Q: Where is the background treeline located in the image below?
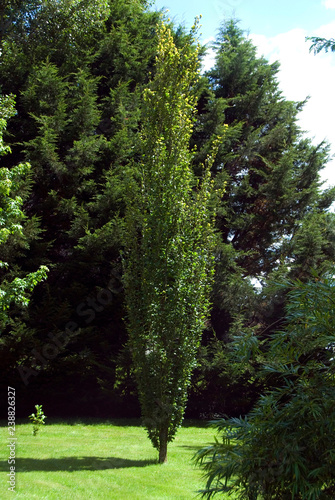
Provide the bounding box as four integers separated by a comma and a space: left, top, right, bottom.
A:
1, 0, 335, 419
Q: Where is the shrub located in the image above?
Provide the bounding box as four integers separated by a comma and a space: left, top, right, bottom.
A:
29, 404, 47, 436
195, 272, 335, 499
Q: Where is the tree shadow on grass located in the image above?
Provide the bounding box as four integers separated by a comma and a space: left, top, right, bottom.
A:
181, 419, 210, 428
0, 457, 157, 472
2, 418, 143, 427
43, 418, 143, 427
178, 444, 213, 452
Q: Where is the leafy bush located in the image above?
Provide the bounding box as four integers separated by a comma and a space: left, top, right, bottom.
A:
195, 273, 335, 499
29, 404, 47, 436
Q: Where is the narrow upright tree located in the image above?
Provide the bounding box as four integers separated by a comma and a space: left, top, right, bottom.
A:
123, 20, 221, 463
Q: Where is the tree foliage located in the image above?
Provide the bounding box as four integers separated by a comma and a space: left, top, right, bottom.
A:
0, 94, 47, 328
202, 20, 334, 282
196, 272, 335, 499
307, 35, 335, 54
187, 20, 335, 417
0, 1, 334, 423
0, 0, 160, 415
123, 19, 222, 462
0, 0, 42, 46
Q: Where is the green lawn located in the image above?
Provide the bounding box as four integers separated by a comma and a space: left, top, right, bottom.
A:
0, 418, 219, 500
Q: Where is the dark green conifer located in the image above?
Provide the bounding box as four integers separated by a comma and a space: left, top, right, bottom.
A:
188, 20, 335, 417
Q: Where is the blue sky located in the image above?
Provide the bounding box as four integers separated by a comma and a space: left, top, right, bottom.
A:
153, 0, 335, 191
153, 0, 334, 40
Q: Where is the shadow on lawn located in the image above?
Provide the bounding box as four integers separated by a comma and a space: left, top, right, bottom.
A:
0, 457, 157, 472
178, 445, 210, 451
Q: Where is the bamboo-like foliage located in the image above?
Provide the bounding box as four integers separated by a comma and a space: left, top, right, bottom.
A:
123, 20, 223, 463
196, 272, 335, 498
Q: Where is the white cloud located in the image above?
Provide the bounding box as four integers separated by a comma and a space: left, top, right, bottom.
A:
202, 37, 216, 72
250, 23, 335, 191
322, 0, 335, 9
315, 19, 335, 38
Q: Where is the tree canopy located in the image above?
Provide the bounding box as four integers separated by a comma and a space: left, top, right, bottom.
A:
0, 3, 334, 427
187, 19, 335, 417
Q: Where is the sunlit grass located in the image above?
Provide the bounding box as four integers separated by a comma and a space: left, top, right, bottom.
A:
0, 418, 221, 499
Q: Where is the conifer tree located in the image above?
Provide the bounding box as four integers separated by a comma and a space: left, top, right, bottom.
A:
202, 20, 335, 283
187, 19, 335, 417
0, 0, 163, 413
191, 21, 333, 321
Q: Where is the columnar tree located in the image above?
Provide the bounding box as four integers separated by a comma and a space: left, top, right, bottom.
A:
123, 20, 222, 463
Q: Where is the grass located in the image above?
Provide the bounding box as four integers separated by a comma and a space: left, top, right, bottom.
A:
0, 418, 220, 500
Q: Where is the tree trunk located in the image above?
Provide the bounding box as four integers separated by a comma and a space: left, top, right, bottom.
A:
159, 426, 168, 464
